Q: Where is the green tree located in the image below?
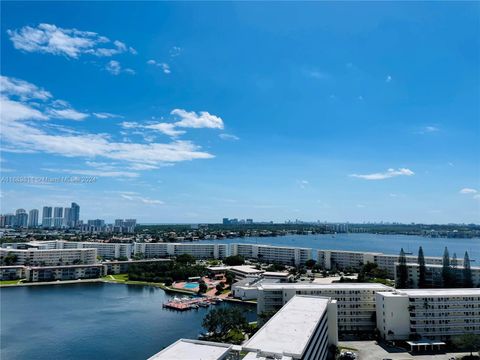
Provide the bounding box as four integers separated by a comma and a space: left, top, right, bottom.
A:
452, 333, 480, 356
202, 307, 248, 341
3, 252, 18, 266
198, 280, 208, 294
397, 248, 408, 288
176, 254, 196, 265
451, 252, 458, 269
225, 271, 235, 285
417, 246, 426, 288
463, 251, 473, 288
442, 247, 453, 287
223, 255, 245, 266
305, 259, 316, 269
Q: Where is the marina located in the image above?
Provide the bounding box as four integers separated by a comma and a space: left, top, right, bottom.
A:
163, 295, 223, 311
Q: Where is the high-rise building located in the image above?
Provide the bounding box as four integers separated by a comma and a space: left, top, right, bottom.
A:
63, 207, 71, 228
15, 209, 28, 228
42, 207, 53, 228
28, 209, 39, 228
53, 207, 63, 228
115, 219, 124, 227
3, 214, 16, 227
70, 202, 80, 227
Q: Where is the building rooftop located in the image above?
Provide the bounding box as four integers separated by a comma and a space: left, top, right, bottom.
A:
243, 296, 331, 358
234, 243, 311, 251
260, 282, 392, 290
148, 339, 232, 360
378, 289, 480, 297
318, 249, 383, 255
229, 265, 264, 274
402, 262, 479, 270
262, 271, 291, 277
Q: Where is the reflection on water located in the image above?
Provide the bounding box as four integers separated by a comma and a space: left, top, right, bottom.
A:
1, 283, 255, 360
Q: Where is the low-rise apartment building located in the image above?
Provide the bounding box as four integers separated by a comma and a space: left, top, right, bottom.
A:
318, 249, 464, 278
231, 243, 312, 266
0, 265, 25, 280
2, 240, 132, 260
24, 264, 105, 282
133, 242, 228, 260
376, 289, 480, 341
102, 259, 171, 274
394, 262, 480, 288
0, 247, 97, 266
257, 283, 393, 334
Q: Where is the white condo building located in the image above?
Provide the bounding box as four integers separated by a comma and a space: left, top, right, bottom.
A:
257, 283, 393, 333
0, 247, 97, 266
376, 289, 480, 341
134, 242, 228, 260
231, 243, 312, 266
395, 262, 480, 288
2, 240, 132, 260
318, 249, 464, 278
243, 296, 338, 360
148, 339, 233, 360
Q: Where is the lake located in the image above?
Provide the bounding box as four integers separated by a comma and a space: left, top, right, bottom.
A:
202, 233, 480, 261
0, 283, 256, 360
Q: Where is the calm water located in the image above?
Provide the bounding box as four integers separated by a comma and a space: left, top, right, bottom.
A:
203, 233, 480, 261
0, 283, 256, 360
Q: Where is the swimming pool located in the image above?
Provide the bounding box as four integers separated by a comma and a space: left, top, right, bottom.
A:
183, 282, 199, 289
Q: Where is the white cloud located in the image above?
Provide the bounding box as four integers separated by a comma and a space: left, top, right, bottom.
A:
424, 126, 439, 133
120, 121, 139, 129
48, 108, 88, 121
0, 76, 216, 169
219, 133, 239, 141
123, 109, 225, 138
459, 188, 478, 195
169, 46, 182, 57
297, 179, 309, 189
1, 75, 89, 121
171, 109, 224, 129
350, 168, 415, 180
120, 193, 164, 205
386, 75, 392, 82
0, 75, 52, 100
93, 112, 120, 119
147, 60, 171, 74
7, 23, 136, 58
145, 123, 185, 137
44, 167, 139, 178
307, 69, 329, 80
106, 60, 135, 76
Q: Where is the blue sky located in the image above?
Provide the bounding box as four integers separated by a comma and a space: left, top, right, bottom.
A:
1, 2, 479, 224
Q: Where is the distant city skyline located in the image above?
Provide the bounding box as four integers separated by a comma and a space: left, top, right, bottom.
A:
1, 2, 479, 224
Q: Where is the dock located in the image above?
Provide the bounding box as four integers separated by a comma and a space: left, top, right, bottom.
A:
163, 296, 222, 311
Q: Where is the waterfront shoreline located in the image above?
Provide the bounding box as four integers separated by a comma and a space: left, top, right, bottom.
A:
0, 278, 257, 305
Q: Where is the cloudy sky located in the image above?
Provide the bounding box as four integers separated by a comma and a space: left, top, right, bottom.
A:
1, 2, 479, 223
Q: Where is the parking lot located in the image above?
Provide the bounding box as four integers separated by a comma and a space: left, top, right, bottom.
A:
339, 341, 471, 360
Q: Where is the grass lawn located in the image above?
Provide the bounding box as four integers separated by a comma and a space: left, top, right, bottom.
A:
103, 274, 129, 282
0, 279, 23, 285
